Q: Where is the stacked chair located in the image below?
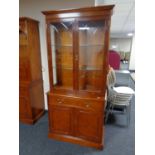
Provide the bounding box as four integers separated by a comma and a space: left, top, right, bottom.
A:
105, 67, 135, 126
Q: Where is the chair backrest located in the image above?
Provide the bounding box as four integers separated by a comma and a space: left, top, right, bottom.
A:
107, 67, 116, 88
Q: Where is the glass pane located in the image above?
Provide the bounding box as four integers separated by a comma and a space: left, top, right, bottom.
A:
50, 22, 73, 89
79, 20, 105, 91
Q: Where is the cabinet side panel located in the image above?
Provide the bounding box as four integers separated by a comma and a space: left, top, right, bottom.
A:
27, 20, 43, 81
30, 81, 45, 117
19, 84, 33, 120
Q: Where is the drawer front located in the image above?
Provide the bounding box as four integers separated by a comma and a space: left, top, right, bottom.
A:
49, 95, 76, 106
49, 94, 104, 112
78, 99, 103, 112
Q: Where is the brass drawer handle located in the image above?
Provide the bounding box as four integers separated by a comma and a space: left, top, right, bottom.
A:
86, 104, 90, 108
85, 102, 91, 108
56, 99, 63, 104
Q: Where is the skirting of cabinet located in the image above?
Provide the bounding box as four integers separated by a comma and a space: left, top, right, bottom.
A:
48, 132, 103, 149
20, 110, 45, 125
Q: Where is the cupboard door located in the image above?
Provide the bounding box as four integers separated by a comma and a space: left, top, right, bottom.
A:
75, 109, 102, 142
49, 105, 72, 135
78, 20, 106, 91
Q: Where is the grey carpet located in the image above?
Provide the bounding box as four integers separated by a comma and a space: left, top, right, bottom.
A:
19, 73, 135, 155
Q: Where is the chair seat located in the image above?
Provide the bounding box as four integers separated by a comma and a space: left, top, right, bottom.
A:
114, 86, 135, 94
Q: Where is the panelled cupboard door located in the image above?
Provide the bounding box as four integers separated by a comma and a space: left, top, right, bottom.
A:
78, 20, 106, 91
49, 105, 72, 135
49, 21, 74, 89
75, 109, 102, 142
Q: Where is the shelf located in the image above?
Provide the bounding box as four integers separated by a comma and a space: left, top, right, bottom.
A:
51, 44, 104, 47
79, 67, 102, 71
53, 66, 73, 70
53, 66, 102, 71
53, 85, 73, 90
79, 44, 104, 47
51, 44, 72, 47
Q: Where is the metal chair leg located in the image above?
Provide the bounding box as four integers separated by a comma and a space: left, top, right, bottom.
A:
126, 103, 131, 126
110, 104, 114, 114
105, 103, 112, 123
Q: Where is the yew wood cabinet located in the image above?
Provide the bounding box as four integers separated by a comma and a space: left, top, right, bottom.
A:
42, 5, 114, 149
19, 17, 45, 124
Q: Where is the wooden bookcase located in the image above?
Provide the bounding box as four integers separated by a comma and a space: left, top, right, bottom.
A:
19, 17, 45, 124
42, 5, 114, 149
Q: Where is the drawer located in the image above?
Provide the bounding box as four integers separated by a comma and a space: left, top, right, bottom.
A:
77, 99, 103, 111
48, 94, 104, 112
49, 95, 77, 107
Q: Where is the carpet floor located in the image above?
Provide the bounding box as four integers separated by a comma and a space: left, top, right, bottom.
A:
19, 73, 135, 155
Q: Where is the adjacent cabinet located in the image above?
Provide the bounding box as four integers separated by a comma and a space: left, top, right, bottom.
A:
19, 17, 45, 124
43, 5, 114, 149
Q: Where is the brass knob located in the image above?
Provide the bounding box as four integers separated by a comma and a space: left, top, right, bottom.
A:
85, 103, 90, 108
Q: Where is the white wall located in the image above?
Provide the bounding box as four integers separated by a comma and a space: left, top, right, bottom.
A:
110, 38, 132, 52
19, 0, 95, 109
129, 36, 135, 70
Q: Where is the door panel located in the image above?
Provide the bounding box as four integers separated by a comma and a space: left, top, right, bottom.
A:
49, 105, 72, 135
50, 21, 74, 89
78, 20, 105, 91
75, 109, 102, 142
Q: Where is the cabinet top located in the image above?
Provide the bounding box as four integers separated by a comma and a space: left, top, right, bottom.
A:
19, 17, 39, 23
42, 5, 115, 16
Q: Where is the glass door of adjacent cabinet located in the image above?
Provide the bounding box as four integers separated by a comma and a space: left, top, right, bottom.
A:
50, 21, 73, 89
78, 20, 105, 91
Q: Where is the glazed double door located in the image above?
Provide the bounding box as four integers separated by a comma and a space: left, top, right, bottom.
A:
48, 18, 107, 92
49, 104, 103, 142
